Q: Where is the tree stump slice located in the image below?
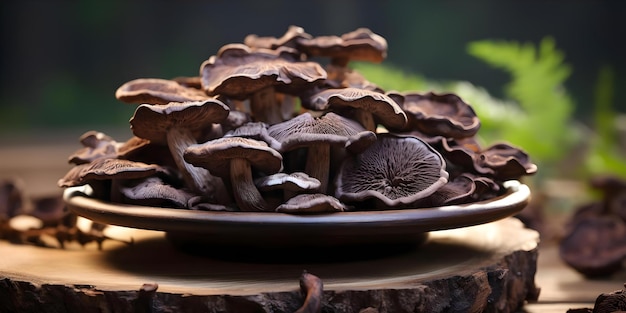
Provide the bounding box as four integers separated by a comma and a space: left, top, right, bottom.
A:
0, 217, 539, 313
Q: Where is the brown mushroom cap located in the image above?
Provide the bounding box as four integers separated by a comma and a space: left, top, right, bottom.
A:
184, 137, 283, 178
305, 87, 407, 131
244, 25, 312, 50
200, 43, 326, 98
59, 158, 174, 188
255, 172, 321, 193
335, 133, 449, 208
68, 131, 121, 165
477, 143, 538, 180
268, 112, 371, 151
184, 137, 283, 212
388, 91, 480, 138
120, 176, 194, 208
275, 193, 346, 214
116, 78, 209, 105
297, 27, 387, 66
130, 99, 229, 145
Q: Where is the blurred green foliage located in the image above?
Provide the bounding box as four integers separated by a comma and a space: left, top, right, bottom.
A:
354, 37, 625, 181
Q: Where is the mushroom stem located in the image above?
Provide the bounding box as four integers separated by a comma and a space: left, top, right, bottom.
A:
353, 109, 376, 132
230, 158, 271, 212
305, 144, 331, 194
250, 86, 283, 125
166, 127, 223, 199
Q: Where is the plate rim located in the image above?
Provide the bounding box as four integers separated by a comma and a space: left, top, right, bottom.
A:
63, 180, 530, 235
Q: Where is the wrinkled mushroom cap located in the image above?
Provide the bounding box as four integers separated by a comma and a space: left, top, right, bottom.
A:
130, 99, 230, 144
200, 43, 326, 98
477, 143, 538, 180
116, 78, 208, 105
244, 25, 312, 50
335, 133, 449, 207
183, 137, 283, 178
58, 158, 174, 188
388, 91, 480, 138
275, 193, 346, 214
255, 172, 321, 192
297, 27, 387, 64
306, 87, 407, 130
267, 112, 369, 152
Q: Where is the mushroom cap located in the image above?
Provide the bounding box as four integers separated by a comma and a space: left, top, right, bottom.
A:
477, 143, 538, 180
116, 78, 209, 105
244, 25, 313, 50
255, 172, 321, 192
130, 99, 230, 144
58, 158, 174, 188
267, 112, 370, 152
183, 137, 283, 178
335, 133, 449, 207
224, 121, 282, 151
388, 91, 480, 138
275, 193, 346, 214
200, 43, 326, 99
306, 88, 407, 130
120, 176, 193, 208
68, 131, 121, 165
297, 27, 387, 63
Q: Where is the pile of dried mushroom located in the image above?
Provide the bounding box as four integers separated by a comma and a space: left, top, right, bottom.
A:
58, 26, 537, 214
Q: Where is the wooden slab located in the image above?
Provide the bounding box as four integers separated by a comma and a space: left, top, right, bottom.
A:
0, 217, 539, 312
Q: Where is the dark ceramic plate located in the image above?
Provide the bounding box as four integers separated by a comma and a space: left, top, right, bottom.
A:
64, 180, 530, 253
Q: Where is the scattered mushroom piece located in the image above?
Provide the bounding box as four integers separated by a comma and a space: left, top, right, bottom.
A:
294, 271, 324, 313
559, 216, 626, 277
276, 193, 345, 214
304, 87, 407, 132
268, 112, 375, 193
387, 91, 480, 138
130, 99, 230, 198
200, 43, 326, 124
335, 133, 449, 209
297, 27, 387, 67
184, 137, 283, 212
115, 78, 209, 105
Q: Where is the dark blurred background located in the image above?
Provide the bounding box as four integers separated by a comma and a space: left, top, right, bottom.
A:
1, 0, 625, 140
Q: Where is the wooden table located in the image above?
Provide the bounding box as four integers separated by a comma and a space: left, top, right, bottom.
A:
1, 135, 623, 312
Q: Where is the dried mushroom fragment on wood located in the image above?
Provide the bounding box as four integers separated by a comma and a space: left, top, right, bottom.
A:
335, 133, 449, 209
560, 175, 626, 277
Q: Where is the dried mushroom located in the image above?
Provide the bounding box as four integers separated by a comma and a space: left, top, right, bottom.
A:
200, 43, 326, 124
335, 133, 449, 208
560, 175, 626, 277
115, 78, 209, 105
57, 25, 537, 217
